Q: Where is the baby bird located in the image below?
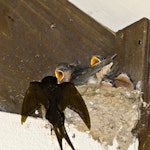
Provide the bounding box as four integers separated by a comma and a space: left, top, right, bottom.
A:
115, 73, 134, 90
90, 54, 118, 86
55, 54, 116, 85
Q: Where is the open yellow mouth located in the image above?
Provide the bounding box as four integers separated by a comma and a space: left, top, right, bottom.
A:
90, 56, 101, 66
55, 70, 64, 81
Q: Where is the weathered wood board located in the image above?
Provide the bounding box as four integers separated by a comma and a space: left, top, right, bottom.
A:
0, 0, 149, 149
0, 0, 115, 113
115, 18, 150, 102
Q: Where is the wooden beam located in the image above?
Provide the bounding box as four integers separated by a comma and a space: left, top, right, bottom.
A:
0, 0, 115, 113
116, 18, 149, 94
116, 18, 150, 150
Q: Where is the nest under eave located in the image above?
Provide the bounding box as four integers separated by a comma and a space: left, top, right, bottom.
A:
65, 84, 142, 150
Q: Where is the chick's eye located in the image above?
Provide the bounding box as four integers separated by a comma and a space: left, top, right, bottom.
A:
99, 56, 105, 60
63, 67, 68, 71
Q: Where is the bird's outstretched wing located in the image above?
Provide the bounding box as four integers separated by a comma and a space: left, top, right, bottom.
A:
57, 82, 91, 129
21, 82, 49, 123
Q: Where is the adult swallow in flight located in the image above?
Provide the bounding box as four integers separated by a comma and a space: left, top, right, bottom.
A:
21, 76, 90, 150
55, 54, 117, 85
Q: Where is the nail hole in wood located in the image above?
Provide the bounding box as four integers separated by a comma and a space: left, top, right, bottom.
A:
138, 40, 143, 45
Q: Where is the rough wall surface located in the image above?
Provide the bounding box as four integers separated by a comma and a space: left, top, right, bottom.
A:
65, 85, 142, 150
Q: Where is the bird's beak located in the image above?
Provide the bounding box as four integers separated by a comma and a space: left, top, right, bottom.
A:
21, 115, 27, 124
90, 56, 101, 66
55, 70, 64, 81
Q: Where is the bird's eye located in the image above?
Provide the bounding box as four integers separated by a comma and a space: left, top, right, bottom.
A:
63, 67, 68, 71
99, 56, 105, 61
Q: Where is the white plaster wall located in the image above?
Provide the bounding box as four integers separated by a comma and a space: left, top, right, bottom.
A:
0, 112, 100, 150
69, 0, 150, 31
0, 111, 138, 150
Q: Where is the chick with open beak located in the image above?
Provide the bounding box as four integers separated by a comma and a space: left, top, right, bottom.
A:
55, 63, 72, 84
90, 55, 105, 66
90, 55, 135, 89
90, 54, 118, 85
55, 54, 116, 85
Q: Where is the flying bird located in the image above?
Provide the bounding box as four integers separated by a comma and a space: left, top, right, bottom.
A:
21, 76, 90, 150
55, 54, 117, 85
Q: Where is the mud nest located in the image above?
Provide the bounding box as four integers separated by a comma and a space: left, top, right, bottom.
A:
65, 84, 142, 150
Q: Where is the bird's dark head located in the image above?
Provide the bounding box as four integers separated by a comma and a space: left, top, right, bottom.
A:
55, 63, 72, 83
90, 55, 105, 66
41, 76, 57, 86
